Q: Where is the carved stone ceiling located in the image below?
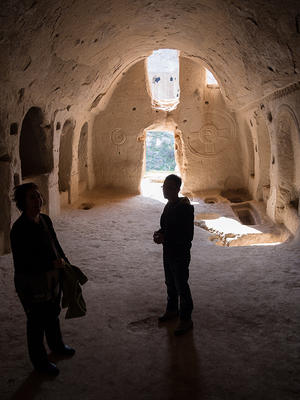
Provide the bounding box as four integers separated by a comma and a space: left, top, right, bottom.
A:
1, 0, 299, 113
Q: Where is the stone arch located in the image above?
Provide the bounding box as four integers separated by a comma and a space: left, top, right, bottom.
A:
19, 107, 53, 178
78, 122, 88, 193
255, 115, 271, 201
58, 119, 75, 202
244, 120, 255, 184
275, 105, 300, 211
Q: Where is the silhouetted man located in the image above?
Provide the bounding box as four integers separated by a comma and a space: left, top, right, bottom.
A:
153, 174, 194, 335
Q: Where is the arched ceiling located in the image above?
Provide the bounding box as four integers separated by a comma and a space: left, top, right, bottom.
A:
1, 0, 299, 113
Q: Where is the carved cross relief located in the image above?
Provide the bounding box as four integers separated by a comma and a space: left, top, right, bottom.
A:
186, 112, 235, 158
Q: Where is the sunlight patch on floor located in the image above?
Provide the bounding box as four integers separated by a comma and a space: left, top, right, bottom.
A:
249, 242, 282, 246
195, 213, 284, 247
196, 215, 262, 236
141, 178, 167, 203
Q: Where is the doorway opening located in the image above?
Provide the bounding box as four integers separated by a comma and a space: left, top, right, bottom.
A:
78, 122, 88, 194
59, 119, 75, 205
141, 130, 179, 202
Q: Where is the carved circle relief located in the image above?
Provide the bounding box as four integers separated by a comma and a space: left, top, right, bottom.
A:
199, 124, 218, 145
186, 112, 235, 158
111, 128, 126, 145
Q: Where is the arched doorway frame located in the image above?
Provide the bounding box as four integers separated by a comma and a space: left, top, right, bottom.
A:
138, 118, 183, 190
78, 121, 89, 194
272, 104, 300, 229
58, 118, 76, 205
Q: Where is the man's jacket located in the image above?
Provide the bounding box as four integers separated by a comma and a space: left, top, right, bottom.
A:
160, 197, 194, 248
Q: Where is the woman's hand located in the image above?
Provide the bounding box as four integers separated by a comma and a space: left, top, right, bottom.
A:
53, 258, 66, 269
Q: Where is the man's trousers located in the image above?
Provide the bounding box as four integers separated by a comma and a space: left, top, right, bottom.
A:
163, 245, 193, 320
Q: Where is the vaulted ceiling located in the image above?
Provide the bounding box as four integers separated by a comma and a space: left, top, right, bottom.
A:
1, 0, 299, 113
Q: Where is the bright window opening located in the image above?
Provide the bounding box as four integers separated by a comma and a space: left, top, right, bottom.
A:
206, 68, 219, 87
147, 49, 180, 112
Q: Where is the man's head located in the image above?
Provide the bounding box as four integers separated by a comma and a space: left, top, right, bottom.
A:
162, 174, 181, 201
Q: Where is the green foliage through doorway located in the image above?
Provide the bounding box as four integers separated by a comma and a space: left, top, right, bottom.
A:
146, 131, 176, 171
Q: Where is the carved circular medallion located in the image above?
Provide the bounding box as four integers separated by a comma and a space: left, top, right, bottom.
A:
186, 112, 235, 158
111, 128, 126, 145
199, 124, 218, 144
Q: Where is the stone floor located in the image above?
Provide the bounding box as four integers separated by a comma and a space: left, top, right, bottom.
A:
1, 186, 300, 400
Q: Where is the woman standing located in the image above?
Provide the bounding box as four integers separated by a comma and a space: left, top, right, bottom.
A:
10, 183, 75, 376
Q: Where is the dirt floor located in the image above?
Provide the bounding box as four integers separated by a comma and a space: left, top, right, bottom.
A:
1, 184, 300, 400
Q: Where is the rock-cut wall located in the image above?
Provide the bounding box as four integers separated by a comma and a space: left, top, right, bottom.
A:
92, 57, 245, 195
235, 83, 300, 234
174, 58, 244, 194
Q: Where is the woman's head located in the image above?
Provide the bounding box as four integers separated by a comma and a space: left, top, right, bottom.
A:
13, 183, 43, 214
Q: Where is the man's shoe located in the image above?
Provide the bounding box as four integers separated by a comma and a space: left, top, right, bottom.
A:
158, 310, 179, 322
35, 361, 60, 376
174, 319, 193, 336
53, 344, 76, 356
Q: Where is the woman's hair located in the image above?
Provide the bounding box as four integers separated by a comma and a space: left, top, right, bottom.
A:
13, 182, 39, 211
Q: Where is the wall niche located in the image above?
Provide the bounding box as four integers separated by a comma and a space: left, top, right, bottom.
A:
19, 107, 53, 178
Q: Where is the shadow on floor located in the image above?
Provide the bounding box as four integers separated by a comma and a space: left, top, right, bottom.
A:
9, 353, 73, 400
159, 321, 203, 399
9, 370, 56, 400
